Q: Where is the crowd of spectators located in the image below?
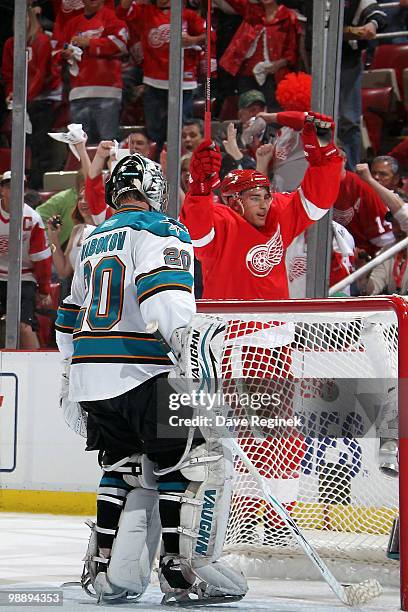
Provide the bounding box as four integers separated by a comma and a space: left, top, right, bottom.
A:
0, 0, 407, 348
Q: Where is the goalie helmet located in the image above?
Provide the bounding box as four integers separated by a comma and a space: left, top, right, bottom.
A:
220, 170, 271, 212
105, 154, 168, 211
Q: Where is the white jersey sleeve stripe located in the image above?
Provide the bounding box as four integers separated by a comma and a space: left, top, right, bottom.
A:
192, 228, 215, 248
298, 186, 329, 221
30, 247, 52, 261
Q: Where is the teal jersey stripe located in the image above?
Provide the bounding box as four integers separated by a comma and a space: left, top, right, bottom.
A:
73, 334, 169, 360
56, 305, 80, 331
136, 269, 193, 299
100, 477, 133, 490
158, 482, 188, 492
88, 209, 191, 244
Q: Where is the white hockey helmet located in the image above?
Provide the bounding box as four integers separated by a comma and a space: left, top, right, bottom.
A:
105, 154, 168, 212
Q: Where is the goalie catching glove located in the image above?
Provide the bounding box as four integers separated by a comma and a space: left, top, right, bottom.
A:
302, 111, 338, 166
188, 140, 222, 196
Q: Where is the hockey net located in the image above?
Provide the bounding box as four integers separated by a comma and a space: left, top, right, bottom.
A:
197, 298, 405, 588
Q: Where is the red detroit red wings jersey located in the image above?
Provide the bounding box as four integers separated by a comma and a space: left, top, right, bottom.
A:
181, 158, 343, 299
333, 170, 393, 256
56, 7, 128, 100
117, 3, 204, 89
0, 203, 51, 294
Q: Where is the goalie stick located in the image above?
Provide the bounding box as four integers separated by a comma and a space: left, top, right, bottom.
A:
147, 319, 383, 607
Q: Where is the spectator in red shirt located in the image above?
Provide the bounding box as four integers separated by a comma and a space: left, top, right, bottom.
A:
2, 6, 62, 190
333, 151, 394, 257
219, 0, 301, 110
54, 0, 128, 143
117, 0, 205, 156
51, 0, 115, 47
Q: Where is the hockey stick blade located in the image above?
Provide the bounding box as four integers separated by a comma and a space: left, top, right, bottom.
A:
230, 439, 382, 606
147, 322, 383, 607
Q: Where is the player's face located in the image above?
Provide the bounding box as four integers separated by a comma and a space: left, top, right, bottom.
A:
129, 133, 150, 157
182, 125, 203, 152
241, 187, 272, 228
371, 161, 399, 190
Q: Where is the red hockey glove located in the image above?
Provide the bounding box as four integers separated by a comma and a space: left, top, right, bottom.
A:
276, 111, 306, 131
302, 111, 338, 166
188, 139, 222, 196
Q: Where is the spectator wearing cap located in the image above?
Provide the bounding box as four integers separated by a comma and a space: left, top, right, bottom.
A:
0, 172, 51, 349
219, 0, 301, 111
220, 90, 267, 178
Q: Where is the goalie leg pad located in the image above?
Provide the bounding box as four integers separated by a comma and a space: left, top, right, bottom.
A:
107, 487, 161, 594
82, 453, 160, 601
159, 438, 233, 564
158, 439, 247, 601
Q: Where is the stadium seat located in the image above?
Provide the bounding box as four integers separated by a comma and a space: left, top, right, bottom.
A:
361, 86, 393, 155
193, 98, 205, 119
362, 68, 401, 101
38, 191, 57, 203
64, 146, 97, 171
370, 44, 408, 107
43, 171, 78, 191
218, 95, 239, 121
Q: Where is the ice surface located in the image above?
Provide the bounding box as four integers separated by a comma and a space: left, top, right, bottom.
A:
0, 513, 401, 611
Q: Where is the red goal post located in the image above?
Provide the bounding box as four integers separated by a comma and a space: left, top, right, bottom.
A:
197, 296, 408, 610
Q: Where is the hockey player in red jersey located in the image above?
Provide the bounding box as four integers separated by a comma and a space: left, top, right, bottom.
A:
180, 112, 343, 300
181, 113, 342, 545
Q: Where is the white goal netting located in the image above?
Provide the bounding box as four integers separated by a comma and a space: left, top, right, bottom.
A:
212, 305, 399, 580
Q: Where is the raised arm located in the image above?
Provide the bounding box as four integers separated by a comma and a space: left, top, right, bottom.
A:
356, 163, 408, 232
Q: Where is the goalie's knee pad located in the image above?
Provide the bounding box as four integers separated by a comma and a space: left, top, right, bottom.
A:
158, 438, 233, 565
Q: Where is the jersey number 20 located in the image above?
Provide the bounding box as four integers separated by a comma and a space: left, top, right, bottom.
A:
84, 256, 125, 330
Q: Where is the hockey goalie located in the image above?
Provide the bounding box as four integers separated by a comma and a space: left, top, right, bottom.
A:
55, 153, 248, 606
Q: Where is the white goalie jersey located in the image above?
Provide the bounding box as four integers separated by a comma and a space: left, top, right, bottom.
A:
55, 207, 196, 402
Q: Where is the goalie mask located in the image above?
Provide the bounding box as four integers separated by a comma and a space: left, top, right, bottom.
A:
106, 154, 168, 212
220, 170, 270, 213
